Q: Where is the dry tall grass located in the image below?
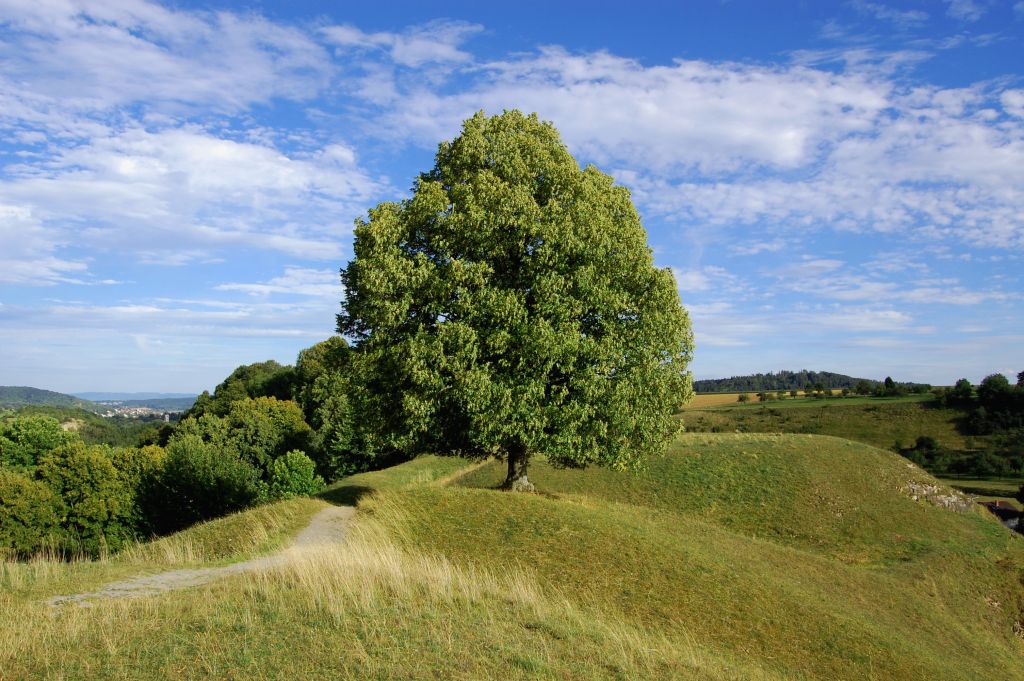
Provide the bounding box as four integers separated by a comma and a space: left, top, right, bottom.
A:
0, 499, 783, 680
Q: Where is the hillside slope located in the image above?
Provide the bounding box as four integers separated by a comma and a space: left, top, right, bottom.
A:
681, 399, 971, 451
3, 436, 1022, 680
0, 386, 97, 411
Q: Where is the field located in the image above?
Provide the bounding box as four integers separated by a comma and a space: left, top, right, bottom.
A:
3, 435, 1023, 679
937, 477, 1023, 509
687, 390, 846, 407
682, 394, 1024, 506
681, 394, 970, 450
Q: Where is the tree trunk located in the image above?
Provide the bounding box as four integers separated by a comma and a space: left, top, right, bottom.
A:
502, 441, 535, 492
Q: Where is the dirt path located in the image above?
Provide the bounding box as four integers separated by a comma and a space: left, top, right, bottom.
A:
48, 505, 355, 607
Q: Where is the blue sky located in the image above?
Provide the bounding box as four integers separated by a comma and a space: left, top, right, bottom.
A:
0, 0, 1022, 393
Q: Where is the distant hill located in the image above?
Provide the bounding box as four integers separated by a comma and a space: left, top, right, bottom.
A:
694, 370, 879, 393
117, 396, 195, 411
0, 386, 99, 411
73, 392, 196, 401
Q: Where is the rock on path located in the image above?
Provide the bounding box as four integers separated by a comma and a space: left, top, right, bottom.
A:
48, 505, 355, 607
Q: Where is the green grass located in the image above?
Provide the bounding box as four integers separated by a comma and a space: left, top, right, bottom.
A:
319, 454, 476, 504
1, 496, 325, 602
3, 438, 1023, 680
379, 435, 1024, 679
681, 398, 973, 451
938, 477, 1023, 509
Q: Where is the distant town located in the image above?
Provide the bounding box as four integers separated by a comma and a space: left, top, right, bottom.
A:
95, 404, 183, 420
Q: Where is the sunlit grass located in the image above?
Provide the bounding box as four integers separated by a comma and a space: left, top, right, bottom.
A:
3, 437, 1023, 680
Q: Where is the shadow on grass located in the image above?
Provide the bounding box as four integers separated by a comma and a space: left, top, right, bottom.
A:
945, 482, 1022, 497
317, 485, 375, 506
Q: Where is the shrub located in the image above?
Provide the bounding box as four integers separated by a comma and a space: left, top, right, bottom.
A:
267, 450, 325, 500
737, 394, 750, 403
148, 435, 266, 534
170, 397, 312, 472
0, 415, 77, 469
226, 397, 311, 470
111, 445, 167, 534
0, 468, 62, 557
36, 442, 134, 556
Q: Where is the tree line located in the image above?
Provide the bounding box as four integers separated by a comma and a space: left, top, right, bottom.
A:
695, 371, 880, 394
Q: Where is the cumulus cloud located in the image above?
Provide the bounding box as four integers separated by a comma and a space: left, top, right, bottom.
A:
379, 48, 890, 174
322, 20, 483, 67
0, 0, 332, 119
0, 128, 386, 278
355, 46, 1024, 250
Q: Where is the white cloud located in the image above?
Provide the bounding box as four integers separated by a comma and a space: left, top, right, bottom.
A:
731, 239, 789, 256
851, 1, 929, 26
0, 0, 332, 120
217, 267, 341, 298
322, 20, 482, 67
774, 265, 1012, 306
629, 83, 1024, 249
946, 0, 986, 21
379, 48, 890, 174
0, 203, 87, 284
673, 269, 712, 292
0, 128, 387, 273
362, 46, 1024, 251
673, 265, 744, 295
806, 307, 915, 332
777, 259, 846, 277
1003, 89, 1024, 118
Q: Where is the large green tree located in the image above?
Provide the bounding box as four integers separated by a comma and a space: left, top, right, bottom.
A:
338, 110, 693, 491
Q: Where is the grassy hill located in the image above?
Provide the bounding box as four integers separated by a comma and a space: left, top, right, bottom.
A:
3, 435, 1022, 679
680, 395, 971, 451
0, 386, 98, 411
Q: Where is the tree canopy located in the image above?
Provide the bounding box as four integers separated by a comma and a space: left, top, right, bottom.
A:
184, 360, 296, 419
338, 110, 693, 490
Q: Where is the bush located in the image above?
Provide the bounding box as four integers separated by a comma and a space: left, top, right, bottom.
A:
111, 445, 167, 534
267, 450, 325, 500
148, 435, 266, 534
36, 442, 134, 556
174, 397, 312, 472
0, 415, 77, 468
737, 394, 750, 403
0, 468, 62, 557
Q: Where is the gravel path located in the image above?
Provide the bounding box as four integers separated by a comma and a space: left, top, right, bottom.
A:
48, 505, 355, 607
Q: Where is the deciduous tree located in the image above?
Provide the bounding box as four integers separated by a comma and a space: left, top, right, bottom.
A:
338, 110, 693, 491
